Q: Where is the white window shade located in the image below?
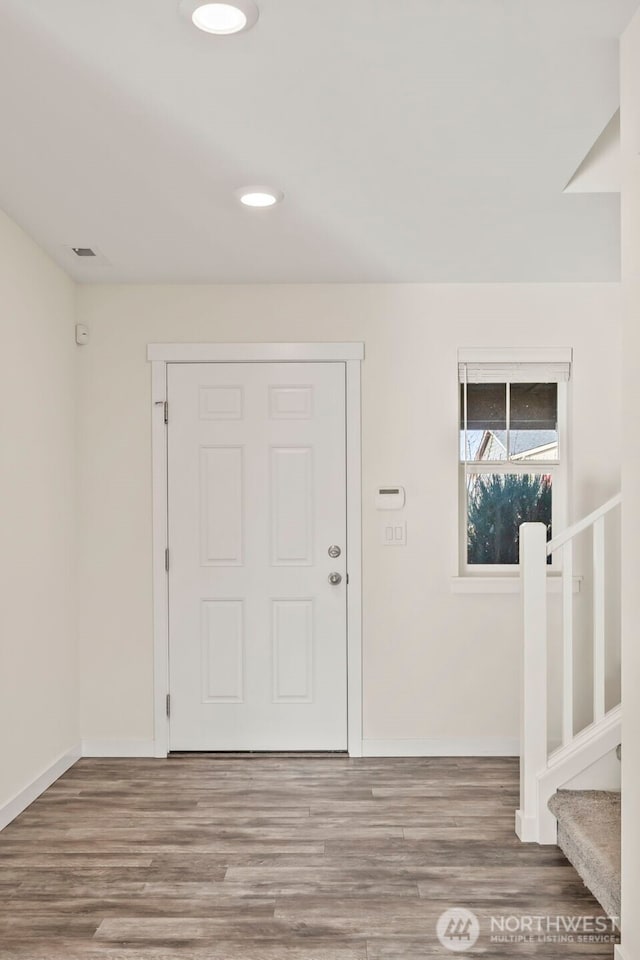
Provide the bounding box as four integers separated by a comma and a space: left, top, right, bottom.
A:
458, 362, 571, 383
457, 348, 572, 384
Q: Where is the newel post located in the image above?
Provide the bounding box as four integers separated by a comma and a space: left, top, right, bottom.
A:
516, 522, 548, 842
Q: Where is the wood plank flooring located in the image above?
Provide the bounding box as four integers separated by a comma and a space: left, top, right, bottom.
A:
0, 756, 618, 958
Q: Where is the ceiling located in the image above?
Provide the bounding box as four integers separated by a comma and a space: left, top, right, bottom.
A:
0, 0, 637, 283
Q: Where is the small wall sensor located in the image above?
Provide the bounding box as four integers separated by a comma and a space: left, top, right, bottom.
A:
75, 324, 89, 346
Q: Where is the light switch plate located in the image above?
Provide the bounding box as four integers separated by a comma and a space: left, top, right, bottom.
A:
382, 520, 407, 546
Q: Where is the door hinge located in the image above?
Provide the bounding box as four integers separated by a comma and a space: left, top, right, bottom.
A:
154, 399, 169, 424
165, 547, 170, 572
166, 693, 171, 718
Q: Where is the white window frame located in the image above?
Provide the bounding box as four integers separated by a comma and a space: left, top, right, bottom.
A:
457, 349, 571, 579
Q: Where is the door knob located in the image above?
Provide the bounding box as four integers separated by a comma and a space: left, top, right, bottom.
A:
328, 572, 342, 585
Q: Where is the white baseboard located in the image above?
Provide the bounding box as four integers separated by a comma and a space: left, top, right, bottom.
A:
81, 738, 156, 758
0, 744, 80, 831
361, 738, 519, 757
563, 748, 621, 791
515, 809, 538, 842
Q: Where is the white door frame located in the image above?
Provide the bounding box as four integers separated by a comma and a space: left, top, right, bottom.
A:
148, 342, 364, 758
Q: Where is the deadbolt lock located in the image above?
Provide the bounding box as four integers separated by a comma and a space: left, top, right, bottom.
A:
328, 545, 341, 558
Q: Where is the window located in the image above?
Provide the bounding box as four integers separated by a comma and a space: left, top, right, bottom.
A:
458, 351, 570, 574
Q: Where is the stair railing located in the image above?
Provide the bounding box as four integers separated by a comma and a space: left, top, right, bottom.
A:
516, 493, 622, 844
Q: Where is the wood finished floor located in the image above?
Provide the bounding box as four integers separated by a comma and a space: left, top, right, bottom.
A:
0, 756, 618, 959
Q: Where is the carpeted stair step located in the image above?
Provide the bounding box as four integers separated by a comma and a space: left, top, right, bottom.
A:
548, 789, 620, 920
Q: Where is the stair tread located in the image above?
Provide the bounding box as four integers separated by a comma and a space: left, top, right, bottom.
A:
548, 789, 620, 920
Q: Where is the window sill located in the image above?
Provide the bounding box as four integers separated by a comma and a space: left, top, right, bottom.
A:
450, 575, 583, 595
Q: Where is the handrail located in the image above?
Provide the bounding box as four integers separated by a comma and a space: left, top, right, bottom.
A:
518, 491, 623, 844
546, 493, 622, 555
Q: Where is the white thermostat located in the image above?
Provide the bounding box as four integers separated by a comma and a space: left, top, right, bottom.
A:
376, 486, 405, 510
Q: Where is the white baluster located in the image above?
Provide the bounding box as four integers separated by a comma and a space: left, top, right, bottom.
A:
593, 516, 606, 722
562, 541, 574, 746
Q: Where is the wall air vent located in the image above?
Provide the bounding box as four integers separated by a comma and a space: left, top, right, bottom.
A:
63, 244, 109, 268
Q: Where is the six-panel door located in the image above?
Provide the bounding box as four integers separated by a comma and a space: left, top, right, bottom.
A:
167, 362, 348, 750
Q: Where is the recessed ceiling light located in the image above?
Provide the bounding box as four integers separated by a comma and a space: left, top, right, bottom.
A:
179, 0, 259, 35
236, 186, 284, 208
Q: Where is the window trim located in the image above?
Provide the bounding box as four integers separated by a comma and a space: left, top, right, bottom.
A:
450, 574, 582, 595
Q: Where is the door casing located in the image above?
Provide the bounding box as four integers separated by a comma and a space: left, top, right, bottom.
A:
148, 342, 364, 757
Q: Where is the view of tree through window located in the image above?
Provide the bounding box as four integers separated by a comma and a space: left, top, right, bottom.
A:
466, 473, 552, 565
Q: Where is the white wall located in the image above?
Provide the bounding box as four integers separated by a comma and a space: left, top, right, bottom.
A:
76, 283, 621, 752
620, 11, 640, 958
0, 208, 78, 813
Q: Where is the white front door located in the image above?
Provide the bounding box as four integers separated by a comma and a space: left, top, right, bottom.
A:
167, 362, 348, 750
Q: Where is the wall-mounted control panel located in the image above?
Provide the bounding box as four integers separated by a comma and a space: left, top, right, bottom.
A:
377, 485, 407, 546
375, 486, 405, 510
